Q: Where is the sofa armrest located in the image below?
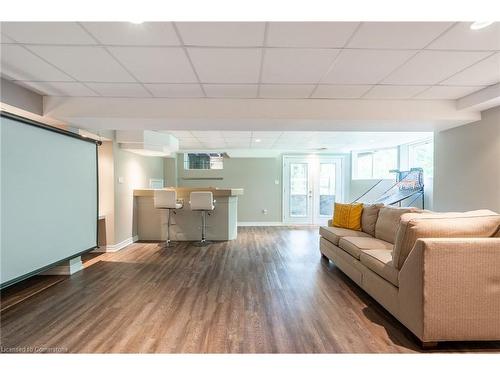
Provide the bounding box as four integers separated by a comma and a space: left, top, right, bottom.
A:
398, 238, 500, 342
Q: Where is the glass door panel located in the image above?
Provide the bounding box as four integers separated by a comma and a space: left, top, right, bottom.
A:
283, 156, 343, 225
289, 162, 309, 218
319, 163, 336, 217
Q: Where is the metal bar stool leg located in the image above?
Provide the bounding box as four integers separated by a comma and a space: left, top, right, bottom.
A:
193, 210, 211, 247
162, 209, 178, 248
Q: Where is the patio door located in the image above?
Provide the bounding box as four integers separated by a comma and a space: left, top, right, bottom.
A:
283, 156, 343, 225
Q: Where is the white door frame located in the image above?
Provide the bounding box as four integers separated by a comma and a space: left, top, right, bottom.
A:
282, 155, 345, 225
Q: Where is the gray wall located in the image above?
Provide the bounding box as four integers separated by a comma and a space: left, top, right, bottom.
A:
113, 141, 165, 243
434, 106, 500, 212
176, 154, 282, 222
0, 78, 43, 115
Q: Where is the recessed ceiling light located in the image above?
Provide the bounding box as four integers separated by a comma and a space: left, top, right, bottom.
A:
254, 139, 261, 143
470, 21, 494, 30
130, 21, 144, 25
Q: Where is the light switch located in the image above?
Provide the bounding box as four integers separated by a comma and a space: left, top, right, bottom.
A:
118, 177, 125, 184
275, 179, 279, 185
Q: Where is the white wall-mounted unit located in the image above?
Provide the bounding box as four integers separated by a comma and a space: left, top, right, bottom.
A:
116, 130, 179, 157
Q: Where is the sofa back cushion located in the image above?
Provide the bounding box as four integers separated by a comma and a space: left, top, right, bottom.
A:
361, 203, 384, 236
375, 206, 419, 244
393, 210, 500, 269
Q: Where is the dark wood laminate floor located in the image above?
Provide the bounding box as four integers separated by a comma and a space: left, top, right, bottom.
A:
1, 227, 499, 353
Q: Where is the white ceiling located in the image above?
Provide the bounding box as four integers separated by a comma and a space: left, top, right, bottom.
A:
162, 130, 431, 152
1, 22, 499, 100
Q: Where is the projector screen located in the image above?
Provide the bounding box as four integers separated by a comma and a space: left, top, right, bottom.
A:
1, 113, 99, 288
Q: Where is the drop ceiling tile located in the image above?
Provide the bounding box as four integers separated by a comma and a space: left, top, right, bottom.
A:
187, 48, 262, 83
251, 141, 275, 148
27, 45, 135, 82
267, 22, 359, 48
273, 142, 301, 148
279, 132, 314, 141
347, 22, 453, 49
283, 131, 313, 137
0, 45, 73, 81
168, 130, 194, 138
251, 131, 282, 138
382, 50, 492, 85
108, 47, 197, 83
176, 22, 266, 47
259, 84, 315, 98
224, 140, 251, 148
0, 22, 96, 45
144, 84, 204, 97
179, 140, 202, 148
363, 85, 429, 99
441, 52, 500, 86
222, 131, 252, 137
85, 82, 152, 97
321, 49, 416, 84
312, 84, 372, 98
427, 22, 500, 51
226, 138, 251, 144
261, 48, 340, 84
82, 22, 180, 45
176, 137, 197, 142
191, 131, 223, 138
203, 84, 258, 98
310, 132, 340, 139
415, 85, 484, 99
201, 141, 227, 148
251, 138, 275, 143
16, 81, 98, 96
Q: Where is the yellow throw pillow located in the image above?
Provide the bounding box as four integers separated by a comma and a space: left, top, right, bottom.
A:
332, 202, 363, 231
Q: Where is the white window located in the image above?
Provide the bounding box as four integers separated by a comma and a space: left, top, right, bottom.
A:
352, 147, 398, 179
184, 153, 223, 170
408, 139, 433, 177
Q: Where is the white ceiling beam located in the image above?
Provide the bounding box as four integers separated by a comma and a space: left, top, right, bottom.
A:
456, 83, 500, 112
43, 96, 480, 132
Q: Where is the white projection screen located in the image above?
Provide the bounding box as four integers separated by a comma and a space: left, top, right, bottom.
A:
1, 113, 99, 288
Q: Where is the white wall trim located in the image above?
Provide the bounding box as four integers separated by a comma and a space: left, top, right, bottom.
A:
237, 221, 284, 226
93, 235, 138, 253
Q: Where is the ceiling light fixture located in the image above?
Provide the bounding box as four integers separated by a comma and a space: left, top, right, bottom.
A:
470, 21, 494, 30
254, 139, 262, 143
130, 21, 144, 25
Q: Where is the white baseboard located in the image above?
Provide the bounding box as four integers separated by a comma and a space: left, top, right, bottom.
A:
93, 235, 138, 253
237, 221, 284, 226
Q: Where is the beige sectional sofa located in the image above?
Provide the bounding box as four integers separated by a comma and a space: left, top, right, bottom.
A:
319, 205, 500, 347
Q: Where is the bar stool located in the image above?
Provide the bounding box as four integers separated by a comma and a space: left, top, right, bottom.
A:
154, 190, 183, 248
189, 191, 215, 247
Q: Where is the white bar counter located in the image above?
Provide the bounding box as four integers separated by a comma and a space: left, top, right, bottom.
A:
133, 187, 243, 241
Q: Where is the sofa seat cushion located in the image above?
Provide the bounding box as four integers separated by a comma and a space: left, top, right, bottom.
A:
360, 249, 399, 287
338, 236, 393, 259
319, 226, 371, 246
